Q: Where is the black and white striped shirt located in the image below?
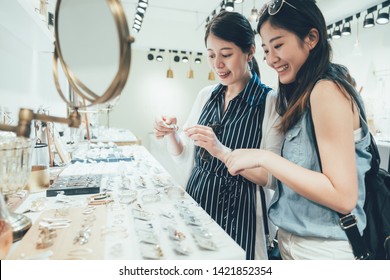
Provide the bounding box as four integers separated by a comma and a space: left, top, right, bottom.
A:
186, 74, 271, 260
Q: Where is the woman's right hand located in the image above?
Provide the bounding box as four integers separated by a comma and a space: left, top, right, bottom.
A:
153, 116, 178, 139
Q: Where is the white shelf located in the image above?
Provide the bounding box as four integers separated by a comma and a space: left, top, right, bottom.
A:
0, 0, 54, 52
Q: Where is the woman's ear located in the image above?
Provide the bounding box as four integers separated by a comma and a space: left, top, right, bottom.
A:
306, 28, 319, 50
248, 45, 256, 62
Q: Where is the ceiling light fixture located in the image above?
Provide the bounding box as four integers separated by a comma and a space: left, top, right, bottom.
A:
156, 49, 164, 62
132, 0, 148, 33
326, 25, 333, 41
332, 22, 342, 39
341, 16, 353, 36
137, 6, 146, 14
195, 52, 202, 64
181, 51, 189, 63
225, 0, 234, 12
203, 1, 236, 29
147, 48, 155, 61
138, 0, 148, 9
133, 23, 141, 30
211, 9, 217, 19
173, 50, 180, 62
363, 7, 377, 28
220, 1, 226, 12
376, 1, 390, 24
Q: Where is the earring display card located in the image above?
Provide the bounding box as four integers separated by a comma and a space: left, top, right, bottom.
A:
46, 175, 101, 197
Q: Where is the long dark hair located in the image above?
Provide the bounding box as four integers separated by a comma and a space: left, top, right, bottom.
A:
257, 0, 359, 132
205, 11, 260, 77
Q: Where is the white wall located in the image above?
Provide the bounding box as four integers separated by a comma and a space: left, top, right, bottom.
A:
108, 49, 215, 149
331, 23, 390, 140
0, 0, 67, 122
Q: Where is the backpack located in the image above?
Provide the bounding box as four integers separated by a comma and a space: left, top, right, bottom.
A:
361, 134, 390, 259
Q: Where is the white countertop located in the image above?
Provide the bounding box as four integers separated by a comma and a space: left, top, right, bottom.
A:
6, 145, 245, 260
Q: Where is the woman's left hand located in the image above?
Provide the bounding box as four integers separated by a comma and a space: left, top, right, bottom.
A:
225, 149, 262, 176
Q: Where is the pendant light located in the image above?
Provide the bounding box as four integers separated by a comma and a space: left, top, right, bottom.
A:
352, 13, 362, 57
248, 0, 258, 23
208, 70, 215, 81
187, 52, 194, 79
166, 50, 173, 78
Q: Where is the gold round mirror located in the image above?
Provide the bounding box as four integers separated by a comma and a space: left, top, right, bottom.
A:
53, 0, 134, 108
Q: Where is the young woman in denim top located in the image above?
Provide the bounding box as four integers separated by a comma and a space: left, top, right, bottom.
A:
225, 0, 372, 259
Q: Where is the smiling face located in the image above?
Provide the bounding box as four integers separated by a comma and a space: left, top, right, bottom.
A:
206, 33, 252, 89
259, 21, 312, 84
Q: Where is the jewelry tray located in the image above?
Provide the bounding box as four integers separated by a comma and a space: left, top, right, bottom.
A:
46, 175, 101, 197
7, 206, 107, 260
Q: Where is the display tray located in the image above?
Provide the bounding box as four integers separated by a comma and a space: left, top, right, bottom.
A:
71, 156, 134, 164
46, 175, 101, 197
7, 206, 107, 260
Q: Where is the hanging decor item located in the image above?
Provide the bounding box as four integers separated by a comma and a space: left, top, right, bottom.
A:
188, 69, 194, 79
208, 70, 215, 81
187, 52, 194, 79
166, 50, 174, 79
248, 0, 258, 23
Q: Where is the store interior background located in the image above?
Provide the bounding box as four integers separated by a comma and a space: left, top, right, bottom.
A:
1, 0, 389, 186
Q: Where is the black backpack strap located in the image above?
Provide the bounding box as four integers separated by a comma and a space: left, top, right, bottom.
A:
308, 107, 369, 259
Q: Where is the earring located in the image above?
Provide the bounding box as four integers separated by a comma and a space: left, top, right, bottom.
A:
248, 60, 253, 71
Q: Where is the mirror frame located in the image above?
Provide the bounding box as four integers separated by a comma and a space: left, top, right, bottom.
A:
52, 0, 134, 108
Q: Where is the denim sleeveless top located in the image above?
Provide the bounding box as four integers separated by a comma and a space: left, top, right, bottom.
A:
268, 109, 372, 240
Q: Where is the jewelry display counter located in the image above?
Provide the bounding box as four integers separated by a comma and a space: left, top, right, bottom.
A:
6, 145, 245, 260
89, 128, 142, 146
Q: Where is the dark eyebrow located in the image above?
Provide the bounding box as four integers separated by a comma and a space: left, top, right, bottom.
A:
207, 47, 234, 52
261, 35, 283, 47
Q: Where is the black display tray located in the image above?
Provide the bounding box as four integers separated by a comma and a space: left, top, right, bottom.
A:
46, 174, 101, 197
71, 155, 134, 164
